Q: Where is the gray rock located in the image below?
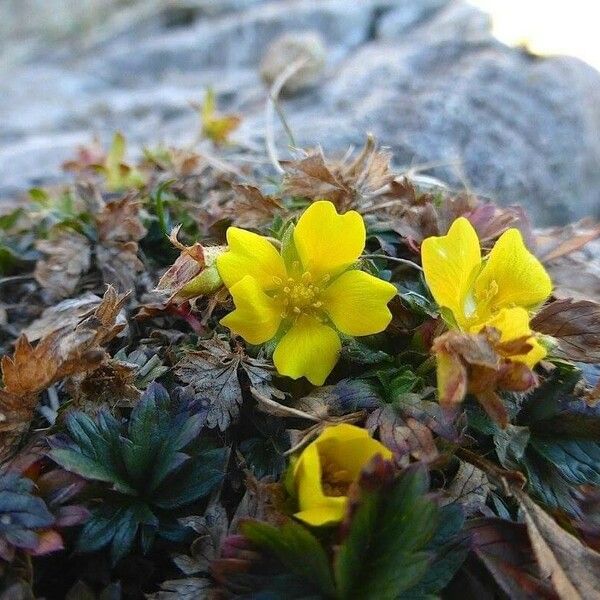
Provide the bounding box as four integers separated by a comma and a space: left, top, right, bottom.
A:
1, 0, 599, 225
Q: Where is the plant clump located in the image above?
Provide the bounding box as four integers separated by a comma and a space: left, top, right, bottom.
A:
0, 104, 599, 598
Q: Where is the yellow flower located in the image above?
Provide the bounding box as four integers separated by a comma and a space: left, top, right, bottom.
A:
421, 217, 552, 367
292, 424, 392, 526
216, 201, 397, 385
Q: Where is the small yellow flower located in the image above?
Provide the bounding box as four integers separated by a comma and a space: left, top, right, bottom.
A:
421, 217, 552, 367
216, 201, 397, 385
292, 424, 392, 526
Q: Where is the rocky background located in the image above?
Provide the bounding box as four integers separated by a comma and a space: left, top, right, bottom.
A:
2, 0, 600, 225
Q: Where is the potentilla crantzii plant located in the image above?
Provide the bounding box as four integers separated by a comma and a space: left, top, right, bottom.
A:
2, 129, 600, 599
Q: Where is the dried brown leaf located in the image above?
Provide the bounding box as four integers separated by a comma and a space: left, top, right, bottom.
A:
366, 404, 438, 466
531, 298, 600, 363
67, 360, 139, 411
34, 229, 91, 299
538, 221, 600, 263
176, 337, 279, 431
0, 287, 127, 463
467, 518, 558, 599
95, 196, 147, 292
445, 461, 490, 516
22, 293, 102, 342
516, 489, 600, 599
227, 184, 283, 228
282, 136, 392, 211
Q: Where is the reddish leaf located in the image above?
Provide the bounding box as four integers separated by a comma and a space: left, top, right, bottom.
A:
532, 298, 600, 363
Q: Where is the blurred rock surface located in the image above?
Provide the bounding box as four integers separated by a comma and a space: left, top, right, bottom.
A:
1, 0, 600, 224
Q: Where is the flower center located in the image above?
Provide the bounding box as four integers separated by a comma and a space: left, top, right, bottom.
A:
464, 279, 499, 324
272, 270, 330, 319
320, 459, 352, 497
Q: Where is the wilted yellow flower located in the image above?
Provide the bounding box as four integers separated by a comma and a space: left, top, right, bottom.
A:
421, 217, 552, 367
216, 201, 397, 385
292, 424, 392, 526
200, 88, 240, 146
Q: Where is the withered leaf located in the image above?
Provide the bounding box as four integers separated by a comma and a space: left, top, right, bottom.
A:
444, 461, 490, 516
34, 229, 91, 299
174, 501, 229, 575
228, 184, 283, 228
282, 135, 392, 211
366, 404, 438, 466
0, 287, 127, 463
146, 577, 212, 600
467, 518, 557, 599
538, 220, 600, 263
176, 337, 277, 431
516, 489, 600, 599
95, 196, 147, 292
67, 359, 140, 411
22, 292, 102, 341
531, 298, 600, 363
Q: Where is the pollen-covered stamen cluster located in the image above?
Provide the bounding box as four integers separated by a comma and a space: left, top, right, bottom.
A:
320, 459, 352, 497
272, 268, 330, 319
471, 279, 500, 320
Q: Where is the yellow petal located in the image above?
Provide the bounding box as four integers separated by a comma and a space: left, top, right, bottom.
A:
315, 424, 392, 480
293, 443, 347, 526
321, 270, 397, 336
478, 307, 546, 368
473, 228, 552, 312
294, 501, 348, 527
273, 314, 341, 385
421, 218, 482, 328
293, 443, 326, 507
293, 200, 366, 279
216, 227, 286, 291
220, 275, 282, 344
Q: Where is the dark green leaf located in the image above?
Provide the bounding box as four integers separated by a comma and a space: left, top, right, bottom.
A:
334, 464, 438, 600
242, 519, 336, 597
153, 448, 225, 509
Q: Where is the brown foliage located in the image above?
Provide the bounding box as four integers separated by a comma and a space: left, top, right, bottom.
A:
95, 195, 147, 292
34, 229, 91, 299
432, 327, 537, 428
532, 298, 600, 363
0, 287, 128, 463
282, 135, 393, 212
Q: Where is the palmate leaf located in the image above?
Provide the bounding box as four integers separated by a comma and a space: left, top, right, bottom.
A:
176, 337, 278, 431
334, 463, 439, 600
50, 383, 225, 563
517, 368, 600, 515
467, 366, 600, 516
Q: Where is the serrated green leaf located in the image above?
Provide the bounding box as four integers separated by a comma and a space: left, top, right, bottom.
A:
408, 503, 468, 598
241, 519, 336, 597
49, 448, 136, 496
153, 448, 225, 509
110, 508, 139, 564
530, 438, 600, 486
334, 464, 438, 600
341, 335, 393, 366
